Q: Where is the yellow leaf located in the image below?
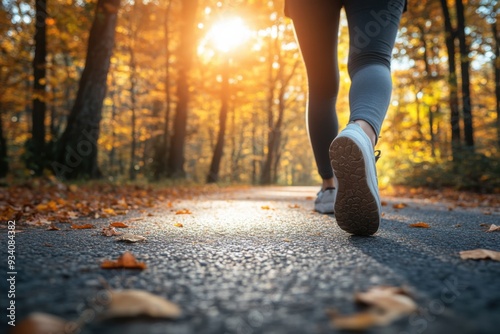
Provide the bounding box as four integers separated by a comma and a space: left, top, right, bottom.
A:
173, 222, 184, 227
392, 203, 407, 209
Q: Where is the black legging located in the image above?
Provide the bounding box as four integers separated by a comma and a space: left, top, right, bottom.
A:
286, 0, 405, 179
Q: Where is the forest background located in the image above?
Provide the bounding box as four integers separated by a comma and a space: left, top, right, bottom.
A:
1, 0, 499, 193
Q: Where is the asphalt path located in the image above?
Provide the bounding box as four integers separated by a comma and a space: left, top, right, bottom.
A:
1, 186, 499, 334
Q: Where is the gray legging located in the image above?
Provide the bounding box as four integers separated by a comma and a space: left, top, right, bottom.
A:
286, 0, 405, 180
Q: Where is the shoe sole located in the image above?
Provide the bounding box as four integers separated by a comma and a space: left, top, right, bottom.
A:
330, 137, 379, 236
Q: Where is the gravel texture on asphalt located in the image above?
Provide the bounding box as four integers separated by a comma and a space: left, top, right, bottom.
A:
1, 186, 499, 334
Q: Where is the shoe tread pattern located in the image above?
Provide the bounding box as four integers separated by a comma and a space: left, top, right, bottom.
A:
330, 137, 379, 236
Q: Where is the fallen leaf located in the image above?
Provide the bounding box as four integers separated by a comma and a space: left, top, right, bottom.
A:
454, 224, 462, 228
43, 243, 53, 247
487, 224, 500, 232
102, 208, 117, 216
381, 201, 388, 206
101, 251, 147, 269
12, 312, 66, 334
283, 238, 291, 242
104, 289, 181, 319
261, 205, 271, 210
355, 286, 416, 314
117, 233, 147, 243
392, 203, 407, 209
110, 222, 129, 228
459, 249, 500, 261
288, 204, 300, 209
47, 223, 60, 231
102, 227, 121, 237
328, 286, 417, 330
175, 209, 191, 215
409, 222, 430, 228
71, 223, 95, 229
173, 222, 183, 227
479, 223, 489, 227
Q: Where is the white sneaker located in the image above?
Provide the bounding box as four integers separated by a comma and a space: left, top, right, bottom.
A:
314, 187, 337, 214
329, 123, 381, 235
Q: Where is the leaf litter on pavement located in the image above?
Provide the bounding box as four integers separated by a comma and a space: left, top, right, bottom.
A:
327, 286, 417, 330
0, 178, 207, 228
117, 233, 147, 243
15, 290, 181, 333
487, 224, 500, 232
459, 249, 500, 261
104, 290, 181, 319
101, 251, 147, 269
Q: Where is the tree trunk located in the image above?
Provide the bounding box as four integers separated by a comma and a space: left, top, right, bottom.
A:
154, 0, 173, 179
206, 60, 229, 184
492, 19, 500, 148
167, 0, 198, 178
455, 0, 474, 149
54, 0, 121, 179
439, 0, 461, 159
0, 107, 8, 178
30, 0, 47, 175
129, 52, 137, 181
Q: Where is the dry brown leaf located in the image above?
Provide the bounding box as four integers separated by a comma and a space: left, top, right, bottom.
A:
173, 222, 184, 227
71, 223, 95, 229
288, 204, 300, 209
487, 224, 500, 232
409, 222, 430, 228
110, 222, 129, 228
12, 312, 66, 334
102, 227, 121, 237
459, 249, 500, 261
328, 286, 417, 330
392, 203, 407, 209
479, 223, 490, 227
101, 251, 147, 269
46, 223, 60, 231
381, 201, 388, 206
355, 286, 416, 314
117, 233, 146, 243
175, 209, 192, 215
261, 205, 271, 210
104, 289, 181, 319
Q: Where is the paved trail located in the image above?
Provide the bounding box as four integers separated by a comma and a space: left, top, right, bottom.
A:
1, 186, 500, 334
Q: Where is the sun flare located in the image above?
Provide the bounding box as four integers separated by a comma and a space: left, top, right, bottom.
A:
204, 17, 251, 53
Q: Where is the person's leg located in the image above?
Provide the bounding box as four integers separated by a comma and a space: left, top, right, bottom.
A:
345, 0, 405, 144
287, 0, 343, 191
330, 0, 404, 235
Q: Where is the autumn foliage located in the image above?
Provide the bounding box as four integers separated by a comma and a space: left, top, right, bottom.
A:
0, 0, 499, 191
